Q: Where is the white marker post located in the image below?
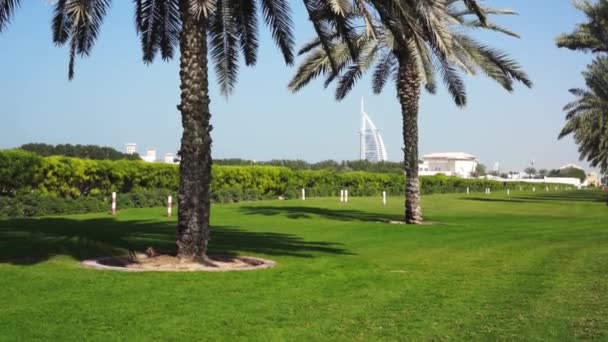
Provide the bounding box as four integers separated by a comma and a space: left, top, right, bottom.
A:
507, 189, 510, 196
301, 188, 306, 201
466, 187, 470, 194
546, 186, 549, 192
533, 187, 536, 192
167, 195, 172, 217
111, 192, 117, 215
340, 190, 344, 203
345, 190, 349, 203
382, 191, 387, 206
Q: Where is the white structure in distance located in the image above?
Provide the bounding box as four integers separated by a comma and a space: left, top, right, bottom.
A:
359, 98, 388, 163
141, 148, 157, 163
164, 153, 179, 164
125, 143, 137, 155
419, 152, 478, 178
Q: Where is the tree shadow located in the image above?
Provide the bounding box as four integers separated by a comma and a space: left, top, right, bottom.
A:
0, 216, 351, 266
461, 191, 606, 204
239, 205, 404, 223
461, 197, 541, 204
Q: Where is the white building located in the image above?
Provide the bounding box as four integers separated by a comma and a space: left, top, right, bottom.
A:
419, 152, 478, 178
125, 143, 137, 155
164, 153, 178, 164
359, 99, 388, 162
141, 148, 157, 163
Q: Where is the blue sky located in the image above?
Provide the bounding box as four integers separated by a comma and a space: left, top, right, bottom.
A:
0, 1, 597, 172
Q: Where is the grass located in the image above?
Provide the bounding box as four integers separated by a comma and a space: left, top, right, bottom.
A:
0, 190, 607, 340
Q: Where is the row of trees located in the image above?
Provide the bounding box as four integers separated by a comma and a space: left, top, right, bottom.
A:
215, 159, 405, 173
557, 1, 608, 176
19, 143, 140, 161
0, 0, 529, 260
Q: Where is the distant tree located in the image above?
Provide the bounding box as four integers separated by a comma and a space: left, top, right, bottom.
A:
500, 173, 509, 179
470, 164, 487, 178
538, 169, 549, 177
524, 167, 537, 178
488, 170, 500, 177
557, 167, 587, 182
20, 143, 140, 161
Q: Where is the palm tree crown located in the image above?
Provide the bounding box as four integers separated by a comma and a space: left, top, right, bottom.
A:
2, 0, 295, 95
559, 56, 608, 173
290, 0, 531, 104
556, 0, 608, 53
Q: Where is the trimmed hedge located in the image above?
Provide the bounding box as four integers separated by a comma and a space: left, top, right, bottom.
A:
0, 150, 556, 218
0, 189, 173, 218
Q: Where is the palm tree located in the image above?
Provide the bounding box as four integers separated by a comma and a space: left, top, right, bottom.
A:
556, 0, 608, 53
559, 57, 608, 173
289, 0, 531, 224
0, 0, 295, 261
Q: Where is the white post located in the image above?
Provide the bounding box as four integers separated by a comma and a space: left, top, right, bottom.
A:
466, 187, 470, 194
545, 186, 549, 192
111, 192, 117, 215
345, 190, 349, 203
301, 188, 306, 201
533, 187, 536, 192
507, 189, 510, 196
519, 186, 522, 191
382, 191, 387, 206
340, 190, 344, 203
167, 195, 172, 217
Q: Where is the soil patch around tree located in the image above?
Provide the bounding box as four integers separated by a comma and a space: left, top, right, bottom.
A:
81, 251, 275, 272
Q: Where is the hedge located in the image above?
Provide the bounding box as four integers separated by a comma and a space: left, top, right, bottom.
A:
0, 149, 557, 218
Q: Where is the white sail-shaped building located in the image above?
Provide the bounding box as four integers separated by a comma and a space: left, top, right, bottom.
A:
359, 99, 388, 162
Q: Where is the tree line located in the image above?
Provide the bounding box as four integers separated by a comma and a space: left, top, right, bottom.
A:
19, 143, 140, 161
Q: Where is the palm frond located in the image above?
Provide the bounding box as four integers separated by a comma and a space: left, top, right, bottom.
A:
0, 0, 20, 32
260, 0, 294, 64
233, 0, 258, 66
209, 0, 239, 96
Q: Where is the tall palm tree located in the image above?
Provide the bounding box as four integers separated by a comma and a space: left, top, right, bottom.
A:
0, 0, 295, 261
290, 0, 531, 224
559, 57, 608, 173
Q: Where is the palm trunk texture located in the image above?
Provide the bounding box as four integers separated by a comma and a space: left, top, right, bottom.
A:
398, 59, 423, 224
176, 8, 213, 260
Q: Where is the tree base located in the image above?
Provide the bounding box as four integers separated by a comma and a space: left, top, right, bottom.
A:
82, 253, 275, 272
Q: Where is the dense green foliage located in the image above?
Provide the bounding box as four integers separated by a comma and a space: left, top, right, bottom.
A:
0, 190, 171, 219
1, 191, 607, 339
0, 150, 559, 218
20, 143, 141, 161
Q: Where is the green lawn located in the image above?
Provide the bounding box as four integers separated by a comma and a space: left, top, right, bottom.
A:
1, 190, 607, 340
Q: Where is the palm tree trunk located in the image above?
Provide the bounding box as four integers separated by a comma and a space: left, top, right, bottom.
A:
397, 58, 423, 224
176, 8, 212, 260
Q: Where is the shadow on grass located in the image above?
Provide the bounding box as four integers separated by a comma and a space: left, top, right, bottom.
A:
240, 205, 403, 223
0, 216, 351, 265
462, 191, 606, 204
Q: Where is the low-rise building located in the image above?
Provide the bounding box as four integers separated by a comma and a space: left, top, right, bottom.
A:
419, 152, 478, 178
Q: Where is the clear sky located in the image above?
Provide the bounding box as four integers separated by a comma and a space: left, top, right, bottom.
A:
0, 1, 598, 172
